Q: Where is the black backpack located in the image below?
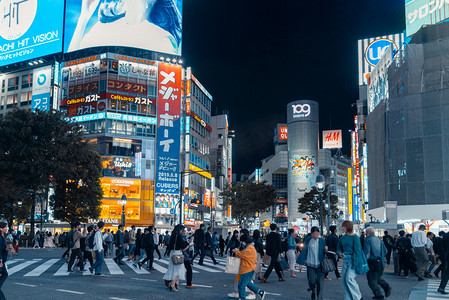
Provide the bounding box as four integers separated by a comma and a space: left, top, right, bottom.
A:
124, 231, 130, 244
87, 232, 95, 249
67, 230, 74, 249
385, 236, 394, 248
143, 233, 153, 248
281, 239, 289, 252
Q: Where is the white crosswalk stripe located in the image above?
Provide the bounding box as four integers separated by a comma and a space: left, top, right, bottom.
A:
123, 260, 150, 274
8, 259, 42, 275
427, 279, 449, 299
104, 258, 125, 275
156, 258, 199, 273
24, 259, 60, 277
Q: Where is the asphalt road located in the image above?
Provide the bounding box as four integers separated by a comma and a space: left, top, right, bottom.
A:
1, 248, 421, 300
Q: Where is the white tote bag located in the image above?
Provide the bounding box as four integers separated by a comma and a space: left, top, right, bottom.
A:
225, 256, 241, 274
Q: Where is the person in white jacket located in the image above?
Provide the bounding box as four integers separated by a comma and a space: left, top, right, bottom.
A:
89, 221, 105, 276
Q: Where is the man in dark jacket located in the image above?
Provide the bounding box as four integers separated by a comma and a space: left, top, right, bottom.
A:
383, 231, 394, 265
114, 224, 125, 265
262, 223, 285, 283
138, 226, 155, 270
0, 222, 8, 299
192, 224, 206, 265
438, 231, 449, 294
324, 225, 341, 280
204, 227, 219, 265
395, 230, 412, 277
433, 231, 445, 277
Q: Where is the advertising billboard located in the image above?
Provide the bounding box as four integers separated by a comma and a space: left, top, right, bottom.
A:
155, 63, 181, 195
367, 46, 393, 113
322, 130, 343, 149
279, 126, 288, 140
102, 156, 140, 178
64, 0, 182, 55
406, 0, 449, 37
358, 33, 404, 86
31, 66, 52, 112
0, 0, 64, 66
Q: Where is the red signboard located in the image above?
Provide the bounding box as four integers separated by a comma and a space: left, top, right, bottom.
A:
184, 219, 195, 226
62, 93, 155, 107
323, 130, 343, 149
204, 189, 211, 207
279, 127, 288, 140
190, 111, 212, 132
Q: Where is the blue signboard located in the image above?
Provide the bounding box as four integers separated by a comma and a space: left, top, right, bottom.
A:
31, 66, 52, 112
364, 38, 397, 67
70, 112, 157, 124
0, 0, 64, 67
406, 0, 449, 36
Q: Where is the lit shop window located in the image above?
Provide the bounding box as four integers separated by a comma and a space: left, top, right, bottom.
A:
101, 178, 141, 199
100, 200, 140, 220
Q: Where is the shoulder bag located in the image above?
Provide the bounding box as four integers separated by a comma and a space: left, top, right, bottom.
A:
171, 234, 184, 265
353, 235, 369, 275
321, 256, 336, 273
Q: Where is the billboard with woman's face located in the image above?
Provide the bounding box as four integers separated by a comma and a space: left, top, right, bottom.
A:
64, 0, 182, 55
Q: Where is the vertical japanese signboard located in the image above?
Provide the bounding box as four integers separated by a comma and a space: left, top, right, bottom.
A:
31, 66, 52, 112
155, 63, 181, 196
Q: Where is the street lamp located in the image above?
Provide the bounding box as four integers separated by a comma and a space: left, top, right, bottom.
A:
315, 174, 325, 235
119, 194, 127, 226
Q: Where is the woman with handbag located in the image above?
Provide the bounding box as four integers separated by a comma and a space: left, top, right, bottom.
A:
297, 227, 328, 300
337, 220, 363, 300
286, 229, 298, 278
163, 224, 186, 292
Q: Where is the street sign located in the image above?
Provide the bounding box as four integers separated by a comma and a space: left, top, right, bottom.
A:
170, 208, 176, 215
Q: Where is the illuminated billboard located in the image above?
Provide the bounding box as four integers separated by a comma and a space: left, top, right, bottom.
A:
322, 130, 342, 149
406, 0, 449, 37
0, 0, 64, 66
358, 33, 404, 86
64, 0, 182, 55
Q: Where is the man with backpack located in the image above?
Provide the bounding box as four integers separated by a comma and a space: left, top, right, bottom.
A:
114, 225, 125, 265
67, 222, 86, 272
383, 231, 394, 265
137, 226, 155, 270
395, 230, 412, 277
89, 221, 105, 276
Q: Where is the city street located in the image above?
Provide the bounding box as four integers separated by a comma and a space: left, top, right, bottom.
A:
1, 248, 430, 300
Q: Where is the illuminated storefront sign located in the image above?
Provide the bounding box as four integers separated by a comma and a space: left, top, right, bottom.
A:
204, 189, 211, 207
70, 112, 157, 124
348, 168, 353, 218
292, 104, 311, 118
191, 74, 213, 101
103, 156, 139, 178
323, 130, 342, 149
275, 199, 288, 218
107, 80, 148, 95
62, 60, 100, 82
190, 111, 212, 132
0, 0, 64, 66
155, 63, 182, 195
118, 60, 157, 78
279, 127, 288, 140
405, 0, 449, 36
31, 66, 52, 112
189, 164, 212, 179
101, 178, 141, 199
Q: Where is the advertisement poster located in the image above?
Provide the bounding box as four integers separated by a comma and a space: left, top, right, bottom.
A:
406, 0, 449, 36
155, 63, 181, 195
64, 0, 182, 55
289, 154, 316, 179
102, 156, 139, 178
0, 0, 64, 66
31, 66, 52, 112
322, 130, 343, 149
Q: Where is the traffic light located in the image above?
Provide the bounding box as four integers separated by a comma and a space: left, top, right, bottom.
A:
191, 199, 200, 205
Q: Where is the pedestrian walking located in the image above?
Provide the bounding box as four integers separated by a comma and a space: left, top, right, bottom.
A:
163, 225, 186, 292
133, 228, 142, 262
126, 225, 137, 260
114, 224, 125, 265
134, 228, 148, 268
137, 226, 155, 270
192, 224, 206, 265
286, 229, 297, 278
153, 228, 162, 259
83, 225, 94, 269
0, 222, 9, 300
90, 221, 105, 276
425, 232, 436, 277
364, 227, 392, 299
212, 231, 219, 255
33, 231, 40, 248
232, 233, 266, 300
437, 230, 449, 294
12, 231, 20, 255
225, 231, 232, 255
183, 230, 195, 289
337, 220, 363, 300
433, 231, 445, 278
53, 232, 59, 248
163, 231, 171, 257
253, 230, 264, 281
395, 230, 412, 278
324, 225, 341, 280
411, 224, 429, 281
262, 223, 285, 283
297, 227, 327, 300
383, 231, 394, 265
67, 222, 86, 272
219, 234, 225, 257
205, 227, 219, 265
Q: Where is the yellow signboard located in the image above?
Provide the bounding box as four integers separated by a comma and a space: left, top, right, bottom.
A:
348, 168, 352, 216
188, 164, 212, 179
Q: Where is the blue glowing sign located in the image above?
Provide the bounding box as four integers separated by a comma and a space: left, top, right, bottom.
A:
0, 0, 64, 67
70, 112, 157, 124
364, 38, 397, 67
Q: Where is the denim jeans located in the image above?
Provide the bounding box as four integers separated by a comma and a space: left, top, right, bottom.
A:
92, 250, 104, 274
238, 271, 260, 300
341, 255, 362, 300
0, 265, 8, 300
126, 244, 136, 256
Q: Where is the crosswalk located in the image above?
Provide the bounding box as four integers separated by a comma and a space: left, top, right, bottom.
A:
4, 255, 229, 277
5, 255, 341, 278
426, 279, 449, 300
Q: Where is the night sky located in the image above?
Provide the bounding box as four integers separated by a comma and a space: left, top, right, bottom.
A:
182, 0, 405, 176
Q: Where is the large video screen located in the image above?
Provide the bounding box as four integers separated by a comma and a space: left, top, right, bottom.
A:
64, 0, 182, 55
0, 0, 64, 67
